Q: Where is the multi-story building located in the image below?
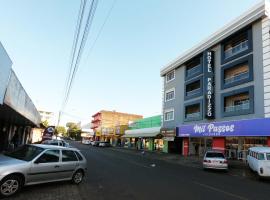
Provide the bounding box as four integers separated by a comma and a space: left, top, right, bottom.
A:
39, 110, 55, 126
91, 110, 142, 143
161, 1, 270, 158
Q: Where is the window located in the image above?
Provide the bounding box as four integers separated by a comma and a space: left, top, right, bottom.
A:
36, 150, 60, 163
185, 103, 200, 120
224, 63, 249, 84
224, 92, 250, 113
221, 28, 252, 64
266, 153, 270, 160
166, 70, 175, 83
186, 80, 200, 97
221, 54, 253, 89
75, 151, 83, 161
258, 153, 265, 160
165, 88, 175, 102
224, 32, 248, 59
164, 109, 174, 121
4, 145, 43, 161
185, 57, 202, 79
221, 86, 254, 117
62, 150, 78, 162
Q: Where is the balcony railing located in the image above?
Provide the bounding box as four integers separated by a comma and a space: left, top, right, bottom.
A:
225, 101, 250, 113
186, 112, 200, 119
224, 40, 248, 59
224, 71, 249, 84
186, 88, 200, 96
186, 65, 200, 77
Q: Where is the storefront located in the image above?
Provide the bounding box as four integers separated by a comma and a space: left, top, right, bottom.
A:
177, 118, 270, 159
123, 127, 165, 151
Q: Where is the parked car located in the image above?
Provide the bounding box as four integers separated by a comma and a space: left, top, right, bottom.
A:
42, 139, 70, 147
99, 142, 111, 147
0, 144, 87, 197
81, 139, 91, 145
91, 141, 100, 146
203, 151, 228, 171
247, 147, 270, 177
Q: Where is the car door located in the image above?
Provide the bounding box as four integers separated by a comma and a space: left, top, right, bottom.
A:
60, 150, 79, 179
28, 149, 61, 184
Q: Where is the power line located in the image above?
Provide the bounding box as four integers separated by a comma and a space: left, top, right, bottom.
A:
84, 0, 117, 64
63, 0, 98, 108
58, 0, 99, 125
62, 0, 87, 110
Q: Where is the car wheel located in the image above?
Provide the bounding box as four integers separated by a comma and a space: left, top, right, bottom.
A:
0, 175, 22, 198
72, 170, 84, 184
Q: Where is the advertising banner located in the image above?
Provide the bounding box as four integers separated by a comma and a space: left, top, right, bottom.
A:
177, 118, 270, 137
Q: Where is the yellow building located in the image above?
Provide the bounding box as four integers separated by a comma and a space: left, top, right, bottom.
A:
91, 110, 142, 144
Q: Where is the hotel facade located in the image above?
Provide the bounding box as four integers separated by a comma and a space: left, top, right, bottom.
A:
161, 1, 270, 159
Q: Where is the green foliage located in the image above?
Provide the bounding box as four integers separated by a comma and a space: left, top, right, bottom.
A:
41, 120, 49, 128
66, 122, 81, 140
55, 126, 67, 136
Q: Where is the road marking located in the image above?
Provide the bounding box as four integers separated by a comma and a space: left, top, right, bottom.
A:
192, 181, 249, 200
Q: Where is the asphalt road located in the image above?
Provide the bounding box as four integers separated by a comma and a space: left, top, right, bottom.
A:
9, 142, 270, 200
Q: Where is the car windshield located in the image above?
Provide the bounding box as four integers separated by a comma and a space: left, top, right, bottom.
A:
4, 145, 44, 161
206, 152, 225, 158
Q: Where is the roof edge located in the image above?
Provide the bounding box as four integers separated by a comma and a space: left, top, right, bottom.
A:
160, 0, 268, 76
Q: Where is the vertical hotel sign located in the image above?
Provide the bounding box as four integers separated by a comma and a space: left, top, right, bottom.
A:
204, 51, 215, 119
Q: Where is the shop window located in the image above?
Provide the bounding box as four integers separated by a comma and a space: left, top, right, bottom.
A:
164, 108, 174, 121
185, 77, 202, 100
165, 88, 175, 102
166, 70, 175, 83
185, 57, 202, 80
221, 86, 254, 117
221, 54, 253, 89
221, 28, 252, 64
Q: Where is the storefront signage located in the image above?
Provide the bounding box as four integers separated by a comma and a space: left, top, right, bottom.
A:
177, 118, 270, 137
42, 126, 55, 140
204, 51, 215, 119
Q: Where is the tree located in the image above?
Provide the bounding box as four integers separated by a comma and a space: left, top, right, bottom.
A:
66, 122, 81, 140
55, 126, 67, 136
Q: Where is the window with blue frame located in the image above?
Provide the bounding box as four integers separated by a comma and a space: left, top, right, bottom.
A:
221, 86, 254, 117
221, 54, 253, 89
185, 79, 202, 99
185, 103, 200, 120
185, 57, 202, 80
221, 28, 252, 64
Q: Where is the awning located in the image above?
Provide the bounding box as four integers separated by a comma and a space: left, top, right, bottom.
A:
123, 127, 161, 138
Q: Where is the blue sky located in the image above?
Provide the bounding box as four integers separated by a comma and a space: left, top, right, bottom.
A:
0, 0, 259, 125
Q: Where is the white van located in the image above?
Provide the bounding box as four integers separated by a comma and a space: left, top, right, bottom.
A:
247, 147, 270, 177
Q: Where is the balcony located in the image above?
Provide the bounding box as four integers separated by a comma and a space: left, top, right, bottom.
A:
186, 88, 200, 97
225, 101, 250, 113
186, 65, 200, 77
91, 118, 101, 123
224, 71, 249, 84
185, 112, 200, 120
224, 40, 248, 59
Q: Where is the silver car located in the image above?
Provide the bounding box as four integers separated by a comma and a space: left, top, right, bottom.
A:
0, 144, 87, 198
42, 139, 70, 147
203, 151, 228, 171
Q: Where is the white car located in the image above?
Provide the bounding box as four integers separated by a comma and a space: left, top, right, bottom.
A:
82, 139, 91, 145
203, 151, 228, 171
247, 147, 270, 177
42, 139, 70, 147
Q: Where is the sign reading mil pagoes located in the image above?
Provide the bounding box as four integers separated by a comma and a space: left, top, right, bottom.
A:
177, 118, 270, 137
